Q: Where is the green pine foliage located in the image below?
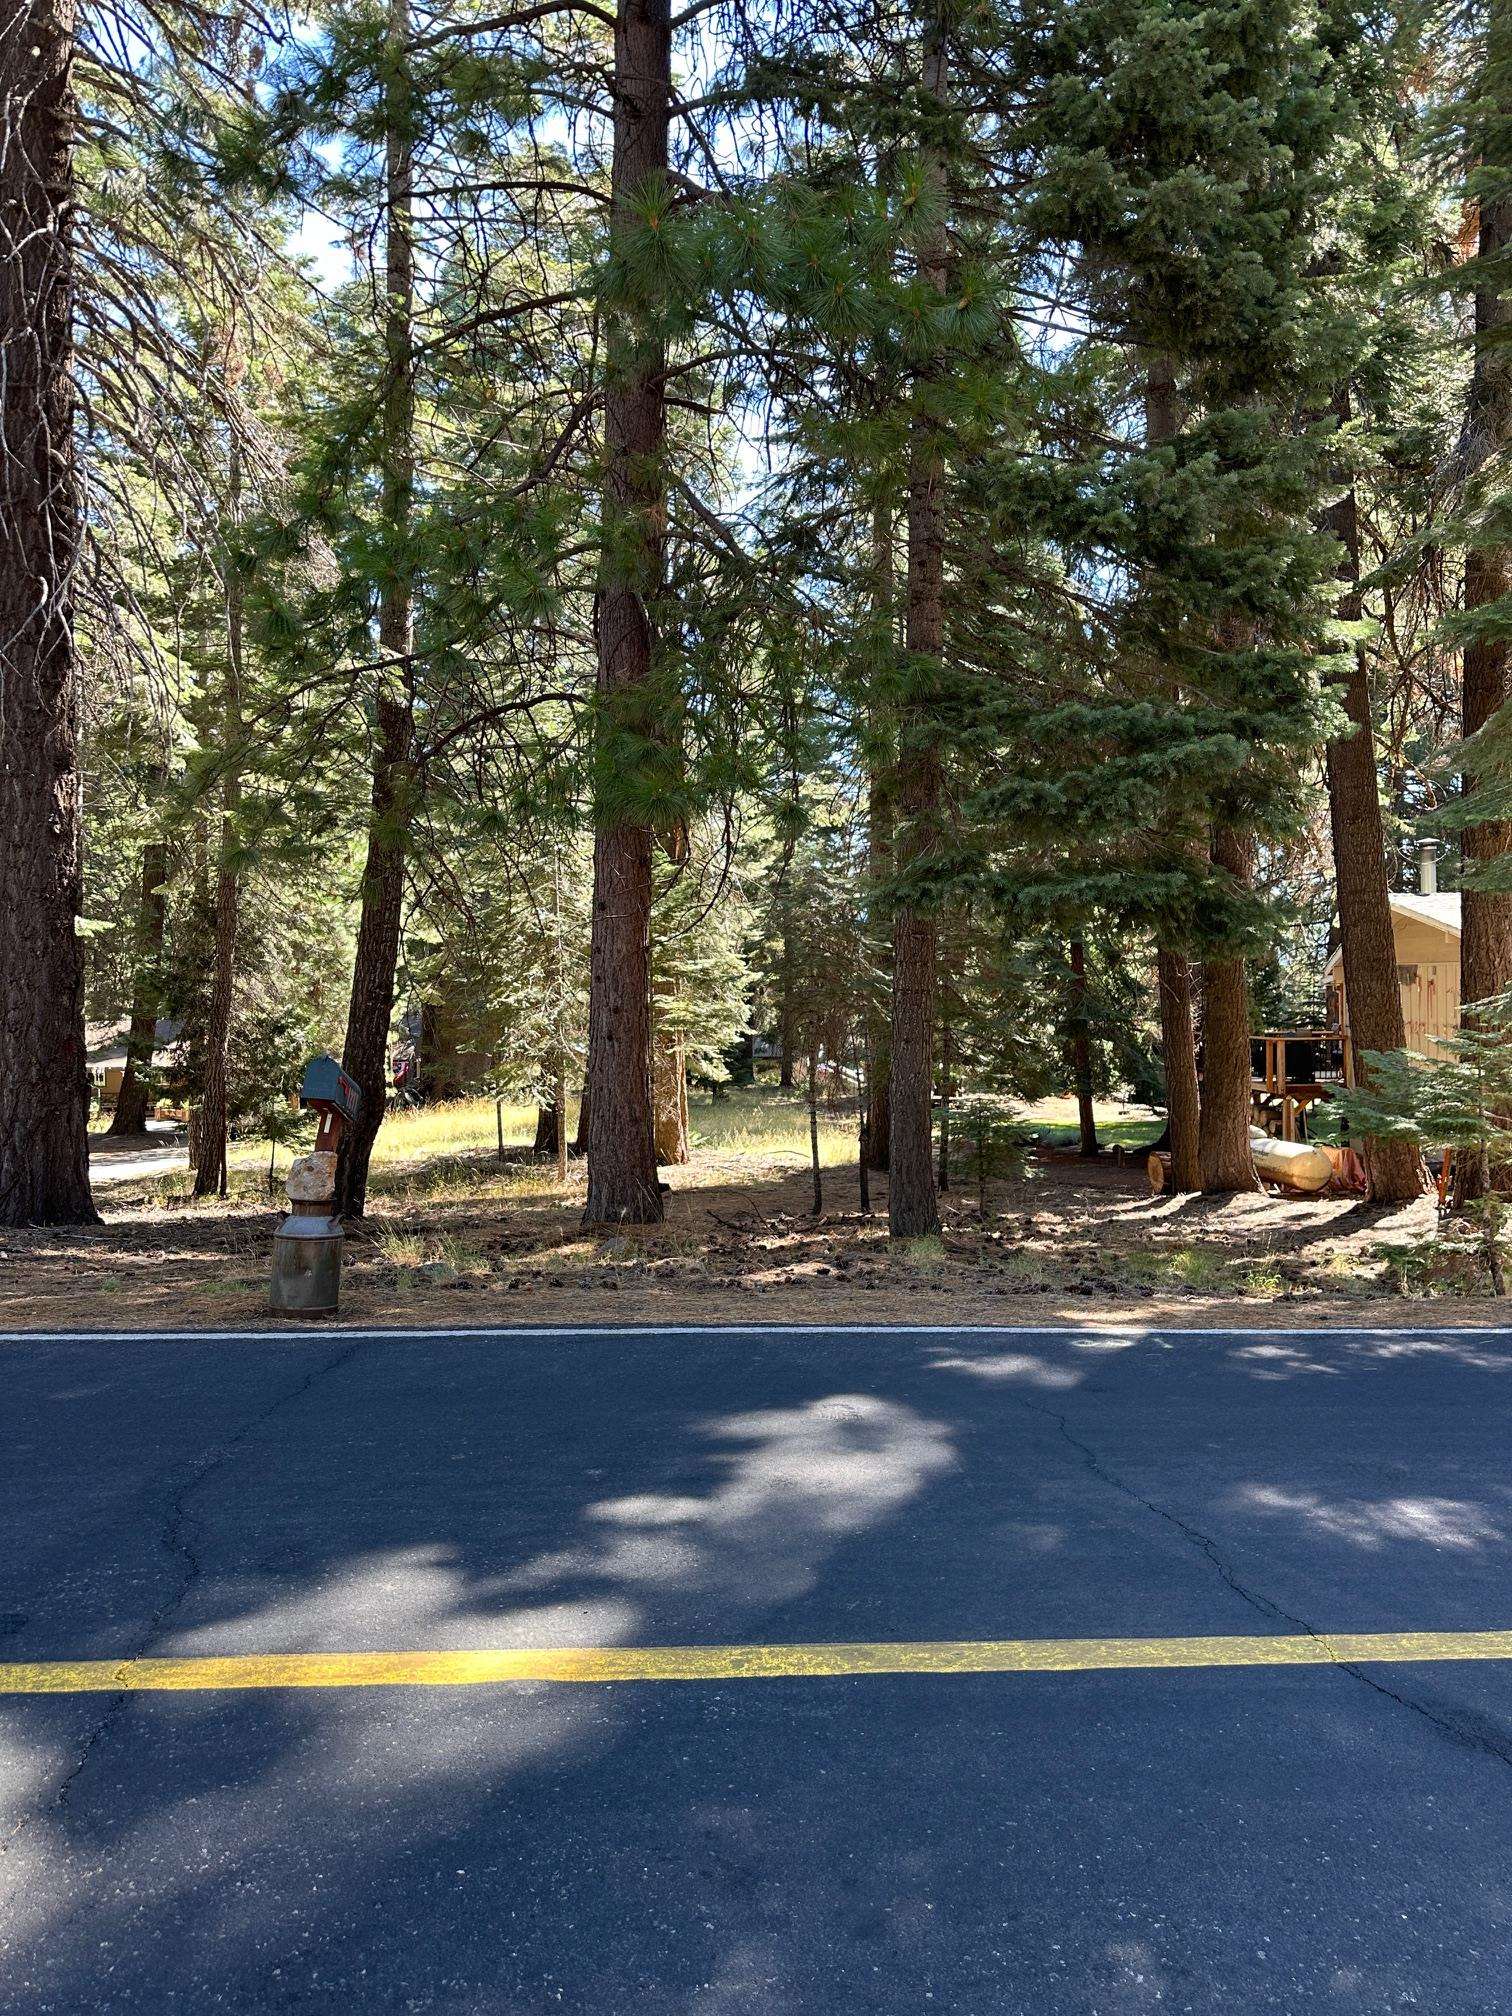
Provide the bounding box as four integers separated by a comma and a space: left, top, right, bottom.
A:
54, 0, 1512, 1235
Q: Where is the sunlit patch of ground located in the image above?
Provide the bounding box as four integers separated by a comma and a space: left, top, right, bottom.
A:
0, 1086, 1475, 1332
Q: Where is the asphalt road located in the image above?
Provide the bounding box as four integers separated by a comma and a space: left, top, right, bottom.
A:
3, 1320, 1512, 2015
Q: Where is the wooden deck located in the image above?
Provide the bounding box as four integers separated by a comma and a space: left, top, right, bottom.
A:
1250, 1031, 1350, 1141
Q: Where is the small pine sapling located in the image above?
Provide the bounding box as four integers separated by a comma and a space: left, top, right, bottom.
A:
1338, 996, 1512, 1293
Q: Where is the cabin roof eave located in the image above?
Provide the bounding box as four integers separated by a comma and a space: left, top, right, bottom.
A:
1323, 892, 1462, 977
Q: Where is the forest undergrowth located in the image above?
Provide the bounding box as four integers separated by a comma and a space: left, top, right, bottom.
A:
1, 1089, 1471, 1332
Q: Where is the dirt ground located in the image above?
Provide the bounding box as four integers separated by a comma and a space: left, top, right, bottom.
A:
0, 1120, 1497, 1333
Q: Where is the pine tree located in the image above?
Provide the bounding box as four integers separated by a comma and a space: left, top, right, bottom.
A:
1462, 0, 1512, 985
1322, 392, 1429, 1202
582, 0, 674, 1224
1311, 5, 1449, 1203
335, 0, 419, 1217
1001, 0, 1355, 1193
1448, 0, 1512, 1198
0, 0, 99, 1226
193, 338, 250, 1199
889, 3, 951, 1239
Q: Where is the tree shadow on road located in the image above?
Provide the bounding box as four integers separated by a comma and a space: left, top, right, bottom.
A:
6, 1321, 1512, 2009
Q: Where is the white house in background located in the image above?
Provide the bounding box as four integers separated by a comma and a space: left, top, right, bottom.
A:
1323, 863, 1461, 1061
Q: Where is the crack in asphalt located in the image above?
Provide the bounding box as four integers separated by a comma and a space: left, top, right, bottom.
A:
2, 1335, 369, 1853
1006, 1388, 1512, 1772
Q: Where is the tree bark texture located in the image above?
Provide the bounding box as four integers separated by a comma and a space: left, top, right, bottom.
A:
107, 837, 167, 1137
888, 22, 947, 1242
0, 0, 98, 1225
1320, 430, 1426, 1202
865, 1047, 891, 1174
192, 747, 239, 1199
1199, 827, 1260, 1194
336, 0, 417, 1217
533, 1100, 560, 1156
585, 824, 661, 1219
194, 476, 244, 1203
1455, 24, 1512, 1198
1462, 567, 1512, 1013
1461, 42, 1512, 1039
583, 0, 670, 1225
337, 727, 414, 1217
1156, 949, 1202, 1192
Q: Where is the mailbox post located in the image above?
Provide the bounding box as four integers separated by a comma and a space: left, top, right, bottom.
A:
269, 1056, 363, 1315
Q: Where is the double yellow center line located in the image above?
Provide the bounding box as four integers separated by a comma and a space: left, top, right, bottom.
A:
4, 1629, 1512, 1694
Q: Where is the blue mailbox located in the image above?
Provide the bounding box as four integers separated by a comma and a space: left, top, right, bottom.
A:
299, 1055, 363, 1125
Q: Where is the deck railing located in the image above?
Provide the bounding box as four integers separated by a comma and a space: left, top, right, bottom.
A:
1248, 1031, 1352, 1140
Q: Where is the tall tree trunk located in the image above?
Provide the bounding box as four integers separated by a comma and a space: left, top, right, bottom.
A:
337, 692, 414, 1214
336, 0, 417, 1219
652, 980, 689, 1164
571, 1085, 590, 1156
583, 0, 669, 1225
193, 617, 240, 1200
866, 498, 894, 1171
857, 1029, 872, 1214
0, 0, 98, 1226
1321, 407, 1426, 1203
1156, 950, 1202, 1192
1460, 32, 1512, 1198
184, 808, 209, 1172
865, 1035, 891, 1173
547, 849, 572, 1183
888, 21, 947, 1242
1199, 827, 1260, 1194
534, 1100, 560, 1156
192, 397, 245, 1201
1068, 937, 1099, 1158
107, 837, 168, 1137
1145, 355, 1201, 1192
775, 721, 800, 1091
808, 1038, 822, 1216
193, 851, 237, 1197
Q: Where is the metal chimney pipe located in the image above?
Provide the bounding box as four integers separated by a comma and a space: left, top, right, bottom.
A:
1418, 838, 1438, 897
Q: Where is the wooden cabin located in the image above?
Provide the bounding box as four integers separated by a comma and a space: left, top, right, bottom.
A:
1251, 854, 1460, 1144
1322, 890, 1461, 1061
